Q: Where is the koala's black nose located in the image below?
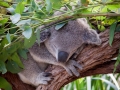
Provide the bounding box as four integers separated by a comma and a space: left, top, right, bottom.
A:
58, 51, 69, 62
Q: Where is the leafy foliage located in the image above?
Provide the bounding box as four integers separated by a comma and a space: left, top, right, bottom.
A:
0, 0, 120, 90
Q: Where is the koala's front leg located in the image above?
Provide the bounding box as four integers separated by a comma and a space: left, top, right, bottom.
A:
18, 54, 52, 86
59, 60, 82, 76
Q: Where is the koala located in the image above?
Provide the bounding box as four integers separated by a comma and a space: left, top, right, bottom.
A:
18, 18, 101, 87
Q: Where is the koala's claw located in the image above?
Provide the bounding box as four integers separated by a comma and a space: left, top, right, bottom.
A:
35, 72, 52, 85
43, 72, 52, 77
63, 60, 82, 77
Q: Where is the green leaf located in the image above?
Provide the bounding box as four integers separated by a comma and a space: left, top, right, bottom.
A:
11, 53, 24, 68
36, 29, 40, 45
15, 2, 25, 14
0, 1, 9, 8
46, 0, 52, 12
50, 0, 61, 9
24, 33, 36, 49
6, 60, 22, 73
10, 13, 21, 24
34, 11, 46, 19
7, 7, 15, 14
0, 76, 12, 90
114, 54, 120, 73
97, 25, 105, 31
18, 49, 27, 60
6, 33, 11, 44
30, 0, 38, 11
0, 52, 9, 62
55, 22, 67, 30
0, 18, 8, 25
109, 21, 117, 46
22, 25, 32, 39
0, 60, 7, 74
16, 19, 31, 26
115, 25, 120, 32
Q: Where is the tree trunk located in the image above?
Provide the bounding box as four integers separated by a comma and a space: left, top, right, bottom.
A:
2, 29, 120, 90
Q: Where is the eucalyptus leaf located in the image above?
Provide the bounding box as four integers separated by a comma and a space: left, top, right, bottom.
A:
0, 60, 7, 74
115, 25, 120, 32
0, 1, 9, 8
16, 19, 31, 26
11, 53, 24, 68
0, 76, 12, 90
22, 26, 32, 39
7, 7, 15, 14
6, 33, 11, 44
50, 0, 61, 9
45, 0, 52, 12
10, 13, 21, 24
36, 29, 40, 45
18, 49, 27, 60
109, 21, 117, 46
24, 33, 36, 49
6, 60, 23, 73
55, 22, 67, 30
114, 54, 120, 73
15, 2, 25, 14
0, 18, 8, 25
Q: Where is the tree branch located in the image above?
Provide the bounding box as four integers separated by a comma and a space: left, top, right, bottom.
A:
37, 29, 120, 90
2, 29, 120, 90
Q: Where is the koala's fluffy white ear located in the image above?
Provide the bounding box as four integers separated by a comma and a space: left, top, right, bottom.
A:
80, 18, 88, 23
82, 29, 101, 45
40, 31, 51, 43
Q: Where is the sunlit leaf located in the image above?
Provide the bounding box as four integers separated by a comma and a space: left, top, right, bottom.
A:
15, 2, 25, 14
10, 13, 21, 24
93, 78, 118, 90
0, 1, 9, 7
0, 76, 12, 90
0, 18, 8, 25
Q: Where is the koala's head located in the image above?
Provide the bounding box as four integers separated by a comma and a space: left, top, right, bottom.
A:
39, 18, 101, 63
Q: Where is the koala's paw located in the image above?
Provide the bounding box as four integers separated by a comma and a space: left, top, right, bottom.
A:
63, 60, 82, 77
35, 72, 52, 86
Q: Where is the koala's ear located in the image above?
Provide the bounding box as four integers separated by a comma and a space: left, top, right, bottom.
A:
80, 18, 88, 23
82, 29, 101, 45
40, 31, 51, 43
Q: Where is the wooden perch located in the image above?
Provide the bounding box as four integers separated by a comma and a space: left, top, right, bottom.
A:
2, 29, 120, 90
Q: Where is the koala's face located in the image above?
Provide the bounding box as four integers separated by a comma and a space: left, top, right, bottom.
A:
41, 18, 101, 63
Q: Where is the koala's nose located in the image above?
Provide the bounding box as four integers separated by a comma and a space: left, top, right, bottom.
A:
58, 51, 69, 62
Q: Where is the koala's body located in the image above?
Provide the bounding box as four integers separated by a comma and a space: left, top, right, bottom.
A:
18, 18, 101, 87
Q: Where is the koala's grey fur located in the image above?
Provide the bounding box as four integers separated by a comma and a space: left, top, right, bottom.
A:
18, 18, 101, 87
